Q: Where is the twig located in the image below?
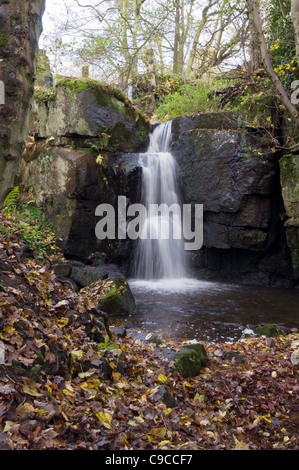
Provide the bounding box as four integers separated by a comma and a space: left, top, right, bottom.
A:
91, 308, 112, 339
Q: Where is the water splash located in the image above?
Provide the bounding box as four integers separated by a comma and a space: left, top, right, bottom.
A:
131, 121, 188, 280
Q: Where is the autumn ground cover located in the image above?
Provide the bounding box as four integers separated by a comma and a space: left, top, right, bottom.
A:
0, 210, 299, 451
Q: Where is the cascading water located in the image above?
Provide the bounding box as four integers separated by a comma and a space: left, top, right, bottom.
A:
125, 123, 299, 342
131, 121, 188, 280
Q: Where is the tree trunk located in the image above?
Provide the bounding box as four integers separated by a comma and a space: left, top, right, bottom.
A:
247, 0, 263, 69
0, 0, 45, 208
246, 0, 299, 124
291, 0, 299, 61
173, 0, 181, 74
186, 0, 214, 75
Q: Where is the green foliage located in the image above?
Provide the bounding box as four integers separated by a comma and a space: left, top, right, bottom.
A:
3, 186, 20, 210
56, 77, 128, 104
254, 323, 279, 338
266, 0, 299, 91
154, 81, 218, 121
1, 190, 57, 260
98, 335, 120, 352
0, 29, 9, 46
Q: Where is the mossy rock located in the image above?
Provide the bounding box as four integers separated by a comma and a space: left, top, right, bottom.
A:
97, 278, 135, 316
174, 343, 207, 378
254, 323, 279, 337
223, 351, 243, 363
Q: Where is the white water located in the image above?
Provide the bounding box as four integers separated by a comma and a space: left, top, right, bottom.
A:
131, 121, 189, 281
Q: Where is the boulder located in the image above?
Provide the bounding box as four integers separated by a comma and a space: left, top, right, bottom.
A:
174, 343, 207, 378
97, 278, 136, 316
254, 323, 279, 337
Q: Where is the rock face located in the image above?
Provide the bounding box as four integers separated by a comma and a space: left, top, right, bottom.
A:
29, 78, 149, 153
279, 154, 299, 280
19, 88, 298, 287
19, 79, 149, 264
171, 114, 295, 286
0, 0, 45, 208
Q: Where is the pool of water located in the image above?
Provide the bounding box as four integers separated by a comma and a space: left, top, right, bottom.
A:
120, 278, 299, 343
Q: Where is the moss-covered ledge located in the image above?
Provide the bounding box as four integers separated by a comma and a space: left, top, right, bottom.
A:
29, 77, 150, 153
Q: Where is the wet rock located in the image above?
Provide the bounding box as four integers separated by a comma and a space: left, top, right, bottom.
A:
223, 351, 243, 363
111, 326, 127, 338
70, 265, 109, 288
53, 263, 72, 279
171, 114, 294, 286
158, 386, 177, 408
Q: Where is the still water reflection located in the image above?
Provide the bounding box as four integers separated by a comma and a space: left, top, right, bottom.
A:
123, 278, 299, 343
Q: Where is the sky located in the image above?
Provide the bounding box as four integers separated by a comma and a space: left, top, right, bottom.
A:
40, 0, 68, 47
40, 0, 87, 77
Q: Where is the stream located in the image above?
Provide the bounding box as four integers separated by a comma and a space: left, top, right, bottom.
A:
121, 278, 299, 343
123, 122, 299, 344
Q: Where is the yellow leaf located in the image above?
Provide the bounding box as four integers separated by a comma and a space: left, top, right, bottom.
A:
233, 436, 250, 450
3, 325, 16, 335
158, 373, 167, 384
71, 349, 84, 359
128, 420, 137, 426
96, 411, 112, 429
112, 371, 122, 382
194, 393, 205, 403
57, 317, 69, 328
23, 378, 42, 397
158, 440, 170, 446
63, 389, 75, 397
149, 427, 167, 439
184, 381, 195, 389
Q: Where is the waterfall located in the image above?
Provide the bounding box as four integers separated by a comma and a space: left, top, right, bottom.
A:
131, 121, 188, 280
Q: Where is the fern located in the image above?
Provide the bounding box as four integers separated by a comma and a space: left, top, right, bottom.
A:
3, 186, 20, 211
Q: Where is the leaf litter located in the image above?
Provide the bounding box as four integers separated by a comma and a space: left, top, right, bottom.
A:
0, 211, 299, 450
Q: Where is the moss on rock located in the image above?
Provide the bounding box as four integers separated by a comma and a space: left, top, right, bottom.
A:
254, 323, 279, 337
29, 77, 150, 153
97, 278, 136, 316
174, 343, 207, 378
